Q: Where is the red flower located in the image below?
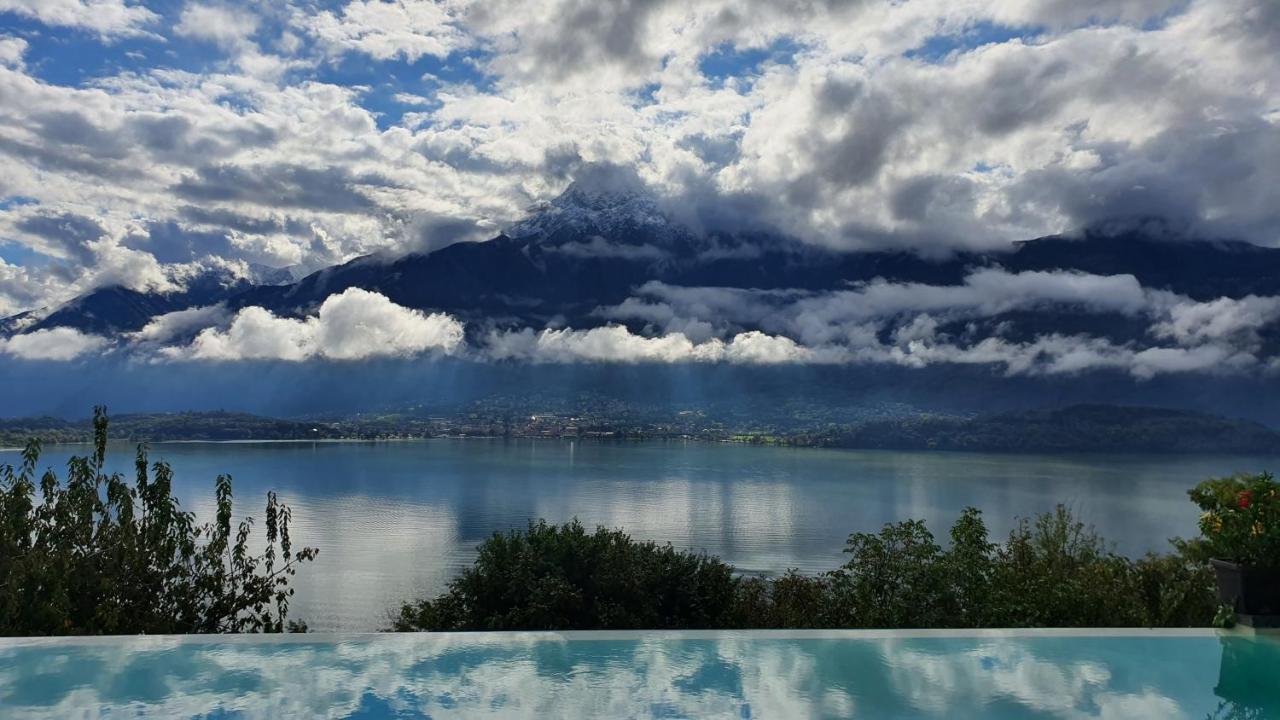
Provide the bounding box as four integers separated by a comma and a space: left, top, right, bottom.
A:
1238, 490, 1254, 509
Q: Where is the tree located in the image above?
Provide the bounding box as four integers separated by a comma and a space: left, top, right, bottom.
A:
0, 407, 317, 635
392, 519, 738, 631
392, 506, 1215, 631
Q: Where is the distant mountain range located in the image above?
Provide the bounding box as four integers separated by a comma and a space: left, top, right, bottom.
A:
820, 404, 1280, 454
4, 404, 1277, 455
1, 263, 297, 338
6, 182, 1280, 346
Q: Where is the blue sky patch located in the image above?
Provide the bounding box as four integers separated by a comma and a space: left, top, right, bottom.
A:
0, 196, 38, 211
905, 22, 1037, 64
699, 38, 803, 88
313, 48, 494, 131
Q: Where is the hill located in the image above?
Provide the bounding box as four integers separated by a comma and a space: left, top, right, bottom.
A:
823, 405, 1280, 454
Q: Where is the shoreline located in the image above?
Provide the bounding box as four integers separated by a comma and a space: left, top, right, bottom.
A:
4, 434, 1279, 462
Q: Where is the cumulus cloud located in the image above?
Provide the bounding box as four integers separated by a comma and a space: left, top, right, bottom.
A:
0, 327, 109, 360
588, 269, 1280, 377
600, 270, 1152, 346
98, 266, 1280, 378
169, 288, 465, 361
303, 0, 468, 62
1150, 295, 1280, 348
3, 0, 1280, 354
870, 328, 1253, 380
174, 2, 261, 50
485, 325, 814, 364
0, 259, 62, 317
131, 304, 233, 345
0, 35, 26, 68
0, 0, 158, 37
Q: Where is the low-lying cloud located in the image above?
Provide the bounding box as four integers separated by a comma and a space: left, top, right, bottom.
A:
166, 288, 466, 361
0, 327, 109, 361
14, 268, 1280, 381
486, 325, 814, 365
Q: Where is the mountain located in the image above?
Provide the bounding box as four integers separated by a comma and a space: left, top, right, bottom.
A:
8, 182, 1280, 341
224, 192, 1280, 345
822, 404, 1280, 454
1001, 226, 1280, 300
5, 404, 1275, 455
1, 262, 299, 338
224, 182, 967, 328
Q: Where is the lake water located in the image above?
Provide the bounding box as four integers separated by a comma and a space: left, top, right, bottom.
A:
4, 440, 1273, 632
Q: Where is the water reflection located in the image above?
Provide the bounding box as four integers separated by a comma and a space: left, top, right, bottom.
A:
0, 633, 1271, 719
9, 440, 1274, 631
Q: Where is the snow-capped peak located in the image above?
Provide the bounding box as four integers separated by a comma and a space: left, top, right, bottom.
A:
506, 178, 673, 242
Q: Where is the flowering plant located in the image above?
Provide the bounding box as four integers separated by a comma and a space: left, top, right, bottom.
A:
1188, 473, 1280, 567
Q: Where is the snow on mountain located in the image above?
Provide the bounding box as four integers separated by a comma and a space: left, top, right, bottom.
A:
505, 180, 684, 248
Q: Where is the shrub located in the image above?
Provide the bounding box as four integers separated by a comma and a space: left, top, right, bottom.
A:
392, 519, 738, 631
1185, 473, 1280, 567
394, 506, 1216, 631
0, 407, 316, 635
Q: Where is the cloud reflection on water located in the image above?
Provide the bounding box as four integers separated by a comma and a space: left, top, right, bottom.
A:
0, 633, 1260, 720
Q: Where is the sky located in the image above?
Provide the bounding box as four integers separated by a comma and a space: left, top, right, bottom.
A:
1, 0, 1279, 376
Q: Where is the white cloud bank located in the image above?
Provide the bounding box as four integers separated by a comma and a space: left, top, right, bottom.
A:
13, 264, 1280, 378
167, 288, 466, 361
2, 0, 1279, 321
304, 0, 468, 62
0, 0, 157, 38
0, 327, 109, 360
485, 325, 814, 364
131, 304, 234, 345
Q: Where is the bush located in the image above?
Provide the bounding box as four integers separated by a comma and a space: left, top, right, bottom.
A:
0, 407, 317, 635
394, 506, 1216, 631
1184, 473, 1280, 567
391, 519, 738, 631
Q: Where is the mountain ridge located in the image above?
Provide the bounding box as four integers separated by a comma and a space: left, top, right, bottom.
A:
7, 183, 1280, 342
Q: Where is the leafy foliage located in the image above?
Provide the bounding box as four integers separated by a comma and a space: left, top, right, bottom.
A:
395, 506, 1216, 631
1184, 473, 1280, 567
0, 408, 317, 635
391, 519, 738, 631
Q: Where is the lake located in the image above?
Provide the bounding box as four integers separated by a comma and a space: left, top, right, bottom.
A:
4, 440, 1272, 632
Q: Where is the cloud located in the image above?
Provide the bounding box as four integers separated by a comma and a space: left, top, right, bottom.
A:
303, 0, 469, 62
175, 2, 261, 50
722, 330, 813, 364
0, 0, 158, 37
14, 211, 105, 261
169, 288, 466, 361
485, 324, 817, 364
0, 327, 109, 360
601, 270, 1152, 346
1151, 295, 1280, 348
0, 35, 26, 68
478, 317, 1263, 377
590, 269, 1280, 377
171, 163, 385, 213
131, 304, 233, 344
549, 236, 669, 261
2, 0, 1280, 339
0, 259, 63, 318
80, 239, 185, 295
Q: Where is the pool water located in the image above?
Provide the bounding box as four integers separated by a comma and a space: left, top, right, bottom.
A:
0, 630, 1276, 719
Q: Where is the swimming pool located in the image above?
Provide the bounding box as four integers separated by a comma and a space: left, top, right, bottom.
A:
1, 629, 1276, 718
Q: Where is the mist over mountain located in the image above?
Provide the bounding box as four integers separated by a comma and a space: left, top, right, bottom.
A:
3, 167, 1280, 431
7, 178, 1280, 355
